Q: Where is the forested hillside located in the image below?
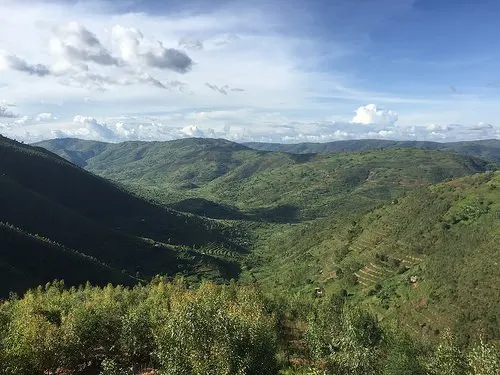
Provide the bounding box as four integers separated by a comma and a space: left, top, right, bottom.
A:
32, 136, 499, 344
0, 136, 245, 295
251, 172, 500, 344
35, 138, 494, 220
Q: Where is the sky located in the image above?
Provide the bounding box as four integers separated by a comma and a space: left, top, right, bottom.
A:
1, 0, 499, 143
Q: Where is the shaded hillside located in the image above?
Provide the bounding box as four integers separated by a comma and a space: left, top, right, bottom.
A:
34, 137, 109, 167
250, 172, 500, 343
243, 139, 500, 161
0, 135, 245, 296
0, 223, 134, 296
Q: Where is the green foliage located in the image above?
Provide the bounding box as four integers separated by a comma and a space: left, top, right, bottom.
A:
382, 329, 426, 375
425, 329, 468, 375
0, 281, 277, 375
305, 293, 346, 359
35, 137, 493, 221
467, 337, 500, 375
0, 280, 499, 375
306, 295, 385, 375
2, 135, 499, 375
153, 282, 277, 375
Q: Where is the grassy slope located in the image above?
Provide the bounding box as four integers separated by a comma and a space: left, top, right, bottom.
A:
0, 136, 245, 296
252, 172, 500, 343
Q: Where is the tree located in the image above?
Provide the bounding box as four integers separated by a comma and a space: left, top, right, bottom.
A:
466, 336, 500, 375
426, 329, 468, 375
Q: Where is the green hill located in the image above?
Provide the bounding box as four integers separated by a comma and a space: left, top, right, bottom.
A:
0, 222, 134, 296
0, 135, 245, 296
243, 139, 500, 161
34, 138, 495, 221
251, 172, 500, 343
26, 136, 500, 342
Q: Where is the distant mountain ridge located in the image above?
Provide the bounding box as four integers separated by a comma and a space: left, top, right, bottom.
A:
243, 139, 500, 161
34, 138, 500, 168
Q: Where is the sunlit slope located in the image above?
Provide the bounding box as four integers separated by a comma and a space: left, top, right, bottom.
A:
252, 172, 500, 342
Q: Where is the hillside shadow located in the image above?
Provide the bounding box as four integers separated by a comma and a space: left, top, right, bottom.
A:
248, 204, 301, 223
169, 198, 248, 220
170, 199, 301, 224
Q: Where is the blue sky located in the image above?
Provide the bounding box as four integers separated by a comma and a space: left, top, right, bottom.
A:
0, 0, 499, 142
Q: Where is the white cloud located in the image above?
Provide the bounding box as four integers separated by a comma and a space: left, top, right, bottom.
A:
0, 103, 17, 118
1, 19, 193, 92
63, 115, 118, 141
205, 83, 244, 95
425, 123, 452, 132
178, 37, 204, 51
50, 21, 119, 74
181, 125, 205, 137
110, 24, 193, 73
470, 122, 493, 131
14, 116, 30, 125
351, 104, 398, 126
0, 51, 51, 76
0, 0, 499, 143
35, 112, 57, 122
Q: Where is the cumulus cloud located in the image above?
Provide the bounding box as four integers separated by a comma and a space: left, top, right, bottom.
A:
181, 125, 205, 137
1, 21, 194, 93
0, 52, 51, 77
0, 103, 17, 118
205, 83, 244, 95
50, 22, 119, 71
425, 123, 452, 132
66, 115, 117, 141
14, 116, 30, 125
351, 104, 398, 126
35, 112, 57, 122
470, 122, 493, 131
111, 25, 193, 73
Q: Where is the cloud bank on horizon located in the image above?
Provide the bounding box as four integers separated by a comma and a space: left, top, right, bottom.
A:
0, 0, 499, 143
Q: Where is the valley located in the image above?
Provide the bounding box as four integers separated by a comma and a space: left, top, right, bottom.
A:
1, 135, 498, 374
31, 137, 499, 341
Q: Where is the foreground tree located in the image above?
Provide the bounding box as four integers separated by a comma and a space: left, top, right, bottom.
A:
466, 336, 500, 375
426, 329, 468, 375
